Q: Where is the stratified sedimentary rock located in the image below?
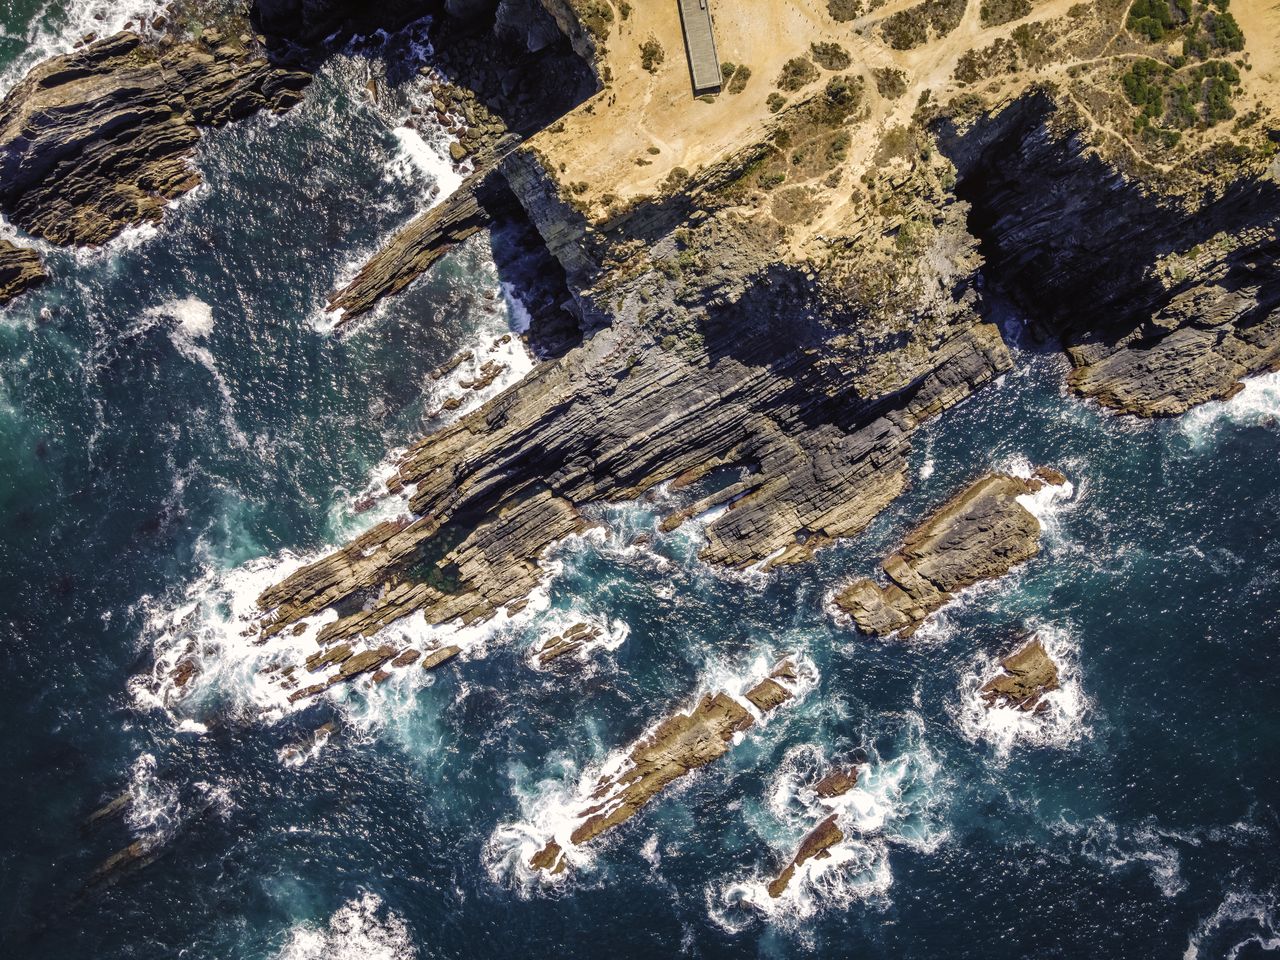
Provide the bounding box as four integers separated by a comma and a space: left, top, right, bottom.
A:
833, 469, 1066, 637
528, 660, 800, 873
0, 240, 46, 305
534, 622, 602, 667
0, 28, 310, 246
980, 635, 1060, 712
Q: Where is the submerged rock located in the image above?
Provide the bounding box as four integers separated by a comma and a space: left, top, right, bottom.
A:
0, 30, 310, 246
833, 469, 1065, 637
980, 635, 1060, 712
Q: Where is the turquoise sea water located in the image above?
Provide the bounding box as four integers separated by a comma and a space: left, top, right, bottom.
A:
2, 4, 1279, 957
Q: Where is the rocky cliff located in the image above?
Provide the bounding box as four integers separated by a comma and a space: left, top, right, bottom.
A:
0, 28, 310, 247
938, 91, 1280, 417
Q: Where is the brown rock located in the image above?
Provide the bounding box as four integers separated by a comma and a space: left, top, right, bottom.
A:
980, 635, 1061, 711
833, 471, 1064, 637
529, 840, 567, 874
0, 240, 46, 305
812, 766, 859, 799
421, 645, 461, 671
767, 814, 844, 898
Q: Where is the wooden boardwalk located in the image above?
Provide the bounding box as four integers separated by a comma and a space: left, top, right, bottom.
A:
677, 0, 722, 93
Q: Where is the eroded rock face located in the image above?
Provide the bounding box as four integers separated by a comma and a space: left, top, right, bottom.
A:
252, 0, 437, 46
980, 635, 1060, 711
940, 93, 1280, 418
767, 762, 860, 897
833, 469, 1066, 637
0, 240, 46, 305
528, 660, 800, 872
0, 30, 310, 246
533, 622, 601, 667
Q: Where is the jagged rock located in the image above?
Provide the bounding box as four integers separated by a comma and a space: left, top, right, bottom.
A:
833, 470, 1065, 637
767, 814, 843, 898
288, 644, 396, 702
534, 622, 601, 666
812, 766, 859, 799
0, 240, 46, 305
327, 159, 516, 325
528, 660, 798, 872
391, 648, 422, 667
980, 635, 1060, 711
0, 30, 310, 245
252, 0, 436, 46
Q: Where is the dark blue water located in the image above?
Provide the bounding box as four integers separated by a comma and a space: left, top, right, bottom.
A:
2, 4, 1278, 958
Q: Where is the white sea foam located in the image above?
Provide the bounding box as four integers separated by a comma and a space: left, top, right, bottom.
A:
124, 752, 180, 841
0, 0, 171, 98
1057, 817, 1187, 899
710, 724, 949, 928
527, 607, 630, 671
952, 623, 1091, 756
1180, 371, 1280, 447
486, 655, 817, 894
1183, 889, 1280, 960
137, 297, 248, 448
277, 892, 416, 960
388, 124, 462, 201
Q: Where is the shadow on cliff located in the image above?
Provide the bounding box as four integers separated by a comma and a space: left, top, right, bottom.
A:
934, 89, 1280, 355
253, 0, 596, 138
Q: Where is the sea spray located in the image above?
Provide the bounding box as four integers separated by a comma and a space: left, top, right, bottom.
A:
952, 622, 1092, 756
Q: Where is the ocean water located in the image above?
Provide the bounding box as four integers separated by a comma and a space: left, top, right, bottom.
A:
2, 4, 1279, 958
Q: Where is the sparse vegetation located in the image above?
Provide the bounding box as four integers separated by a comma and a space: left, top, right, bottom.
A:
572, 0, 615, 42
640, 36, 665, 73
1121, 53, 1243, 147
660, 166, 691, 193
767, 93, 787, 113
980, 0, 1032, 26
777, 56, 820, 91
881, 0, 966, 50
810, 42, 852, 70
873, 67, 909, 99
727, 64, 752, 94
828, 0, 864, 20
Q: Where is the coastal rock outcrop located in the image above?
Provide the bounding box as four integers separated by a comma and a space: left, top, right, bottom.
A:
0, 240, 46, 305
833, 469, 1066, 637
0, 29, 310, 246
528, 660, 802, 873
980, 635, 1060, 712
767, 763, 860, 898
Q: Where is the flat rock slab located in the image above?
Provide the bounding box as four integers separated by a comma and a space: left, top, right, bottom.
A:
980, 635, 1061, 711
833, 468, 1066, 637
768, 814, 844, 898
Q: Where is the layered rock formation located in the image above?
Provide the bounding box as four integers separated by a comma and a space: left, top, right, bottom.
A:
529, 660, 800, 875
833, 469, 1066, 637
533, 622, 602, 667
0, 28, 310, 246
939, 92, 1280, 417
980, 634, 1060, 712
0, 240, 46, 305
767, 763, 860, 898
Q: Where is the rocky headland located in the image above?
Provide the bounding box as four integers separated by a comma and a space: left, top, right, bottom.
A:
833, 469, 1066, 637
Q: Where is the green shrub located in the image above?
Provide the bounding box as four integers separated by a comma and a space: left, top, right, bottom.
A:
767, 92, 787, 112
777, 56, 819, 90
979, 0, 1031, 26
1210, 11, 1244, 50
828, 0, 864, 19
873, 67, 908, 99
640, 36, 665, 73
727, 64, 752, 94
810, 41, 852, 70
